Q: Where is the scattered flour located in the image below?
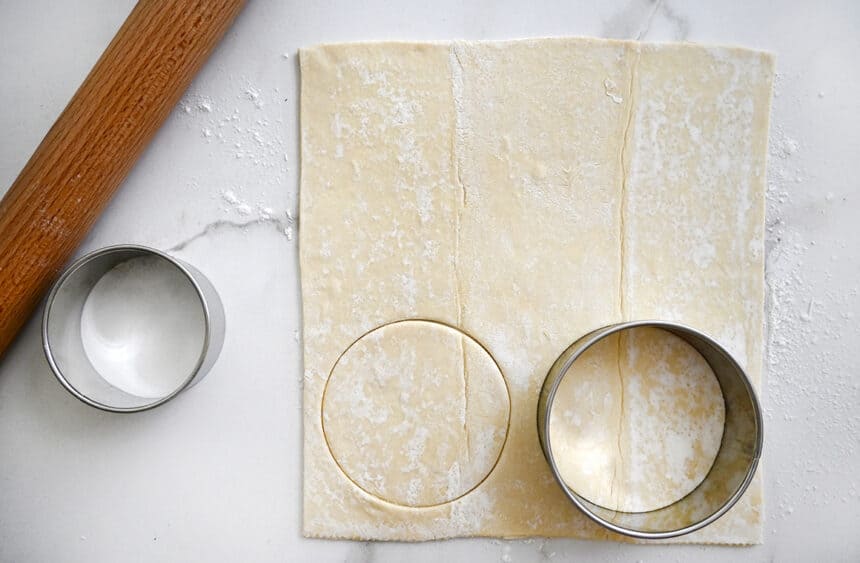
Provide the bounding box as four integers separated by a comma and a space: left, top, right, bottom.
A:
765, 107, 859, 520
175, 77, 297, 241
178, 78, 289, 174
603, 78, 624, 104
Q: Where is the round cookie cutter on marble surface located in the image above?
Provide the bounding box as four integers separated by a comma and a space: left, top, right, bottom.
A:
537, 320, 763, 539
42, 245, 225, 413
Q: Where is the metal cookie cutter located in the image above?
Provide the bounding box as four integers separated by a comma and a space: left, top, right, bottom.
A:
42, 245, 225, 413
537, 320, 763, 539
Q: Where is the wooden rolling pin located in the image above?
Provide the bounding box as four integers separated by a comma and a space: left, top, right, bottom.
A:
0, 0, 246, 358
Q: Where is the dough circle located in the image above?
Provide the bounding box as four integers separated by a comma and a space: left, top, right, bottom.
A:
322, 320, 510, 507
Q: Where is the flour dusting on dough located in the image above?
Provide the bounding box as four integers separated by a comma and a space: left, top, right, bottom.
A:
300, 39, 772, 544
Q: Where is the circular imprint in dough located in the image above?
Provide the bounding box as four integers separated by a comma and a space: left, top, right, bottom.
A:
549, 327, 725, 513
322, 320, 510, 508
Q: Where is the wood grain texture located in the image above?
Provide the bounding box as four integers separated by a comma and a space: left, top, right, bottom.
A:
0, 0, 246, 358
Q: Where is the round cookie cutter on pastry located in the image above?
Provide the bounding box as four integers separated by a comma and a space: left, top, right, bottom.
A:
537, 320, 763, 540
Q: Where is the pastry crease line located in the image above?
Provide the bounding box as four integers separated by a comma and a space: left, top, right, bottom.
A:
613, 45, 640, 504
450, 42, 470, 462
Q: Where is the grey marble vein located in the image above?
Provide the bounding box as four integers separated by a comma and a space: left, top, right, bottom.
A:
167, 214, 295, 252
635, 0, 662, 40
603, 0, 690, 41
659, 1, 691, 40
343, 541, 374, 563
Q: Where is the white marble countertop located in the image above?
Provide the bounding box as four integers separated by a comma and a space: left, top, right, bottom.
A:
1, 0, 857, 561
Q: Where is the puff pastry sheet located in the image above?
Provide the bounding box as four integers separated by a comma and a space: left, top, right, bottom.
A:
300, 38, 773, 544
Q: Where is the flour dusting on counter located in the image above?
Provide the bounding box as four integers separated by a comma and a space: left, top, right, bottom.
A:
172, 81, 298, 246
765, 110, 860, 521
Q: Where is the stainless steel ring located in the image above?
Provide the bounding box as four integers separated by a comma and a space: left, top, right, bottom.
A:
42, 244, 225, 413
537, 320, 763, 539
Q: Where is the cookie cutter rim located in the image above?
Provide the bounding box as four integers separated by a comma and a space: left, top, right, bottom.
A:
537, 319, 763, 540
42, 244, 225, 413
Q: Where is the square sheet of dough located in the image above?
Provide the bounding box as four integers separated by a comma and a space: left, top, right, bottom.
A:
300, 38, 773, 544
